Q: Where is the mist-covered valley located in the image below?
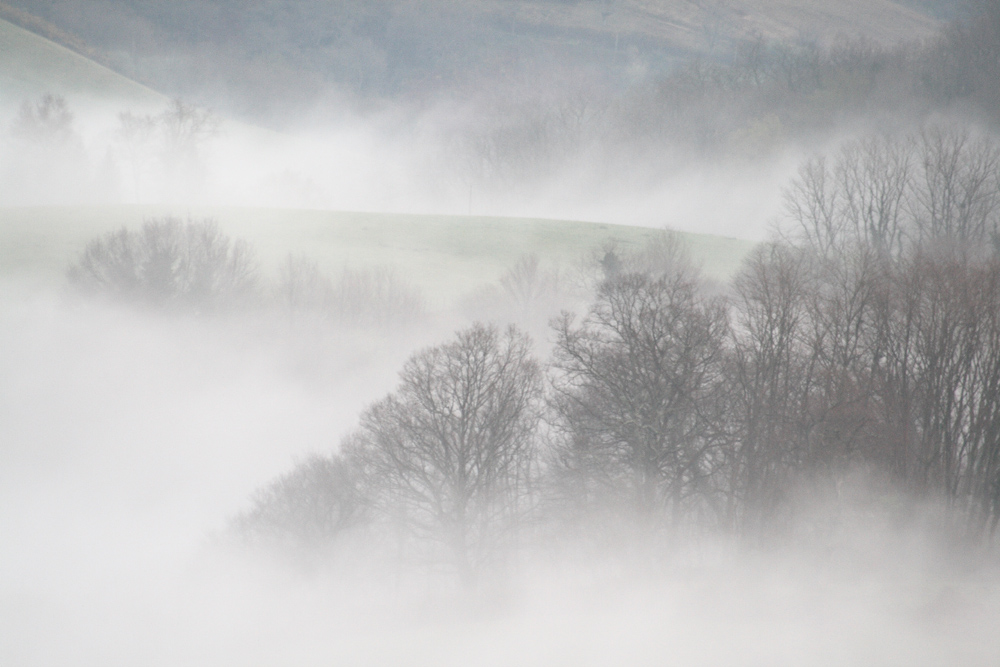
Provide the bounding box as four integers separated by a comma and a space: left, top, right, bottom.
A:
4, 1, 1000, 665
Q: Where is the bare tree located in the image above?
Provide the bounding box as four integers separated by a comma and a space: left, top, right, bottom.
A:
113, 100, 223, 203
157, 99, 221, 200
4, 93, 91, 204
462, 254, 568, 338
330, 267, 425, 328
837, 134, 912, 255
497, 255, 560, 315
68, 217, 261, 312
798, 245, 888, 468
158, 98, 221, 163
726, 243, 812, 534
350, 323, 543, 581
10, 93, 76, 146
785, 126, 1000, 257
230, 452, 372, 551
784, 155, 843, 255
910, 125, 1000, 245
549, 262, 729, 527
274, 254, 334, 316
115, 111, 159, 203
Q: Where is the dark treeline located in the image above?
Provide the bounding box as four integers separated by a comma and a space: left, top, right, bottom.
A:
5, 2, 999, 210
5, 0, 661, 122
3, 0, 987, 132
230, 122, 1000, 581
627, 2, 1000, 145
447, 2, 1000, 201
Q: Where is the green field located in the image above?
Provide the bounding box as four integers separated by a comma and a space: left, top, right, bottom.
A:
0, 206, 754, 306
0, 14, 753, 309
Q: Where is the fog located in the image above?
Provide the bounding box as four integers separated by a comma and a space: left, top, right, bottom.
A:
0, 294, 988, 665
0, 286, 408, 664
0, 92, 805, 239
3, 267, 1000, 665
4, 2, 1000, 665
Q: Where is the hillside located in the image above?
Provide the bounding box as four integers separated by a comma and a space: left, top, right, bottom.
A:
0, 16, 164, 113
0, 0, 949, 123
0, 206, 753, 305
486, 0, 941, 53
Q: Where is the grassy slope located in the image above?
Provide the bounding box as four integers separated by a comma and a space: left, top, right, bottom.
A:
0, 206, 754, 305
0, 15, 757, 307
0, 17, 165, 111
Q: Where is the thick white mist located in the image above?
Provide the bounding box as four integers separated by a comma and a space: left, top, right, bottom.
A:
0, 94, 802, 240
2, 281, 1000, 666
0, 284, 415, 665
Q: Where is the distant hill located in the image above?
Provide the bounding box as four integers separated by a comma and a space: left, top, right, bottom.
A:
483, 0, 941, 53
0, 0, 948, 123
0, 16, 165, 113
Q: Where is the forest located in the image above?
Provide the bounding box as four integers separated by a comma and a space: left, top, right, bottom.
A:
224, 127, 1000, 582
4, 1, 1000, 664
60, 119, 1000, 584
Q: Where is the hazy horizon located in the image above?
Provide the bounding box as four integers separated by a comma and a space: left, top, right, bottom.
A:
3, 2, 1000, 665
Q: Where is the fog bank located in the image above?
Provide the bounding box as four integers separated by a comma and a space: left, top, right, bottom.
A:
2, 284, 1000, 666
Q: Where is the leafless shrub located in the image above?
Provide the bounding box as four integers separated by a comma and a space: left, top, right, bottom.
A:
229, 453, 372, 551
328, 266, 425, 328
67, 217, 261, 312
273, 254, 334, 314
461, 254, 567, 336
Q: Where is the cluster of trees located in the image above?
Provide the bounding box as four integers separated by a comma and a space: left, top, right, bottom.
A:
460, 254, 568, 340
726, 241, 1000, 536
1, 94, 90, 204
234, 322, 544, 580
451, 4, 1000, 197
115, 99, 221, 203
617, 11, 1000, 154
0, 94, 221, 205
274, 255, 424, 328
8, 5, 999, 209
66, 217, 425, 325
785, 125, 1000, 253
234, 123, 1000, 581
8, 0, 989, 137
67, 217, 260, 313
